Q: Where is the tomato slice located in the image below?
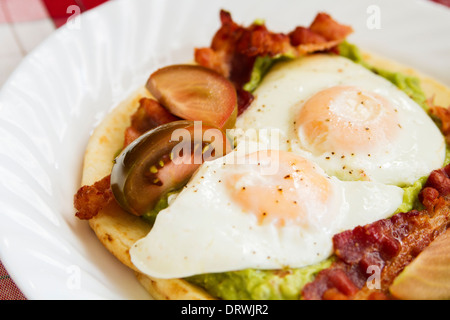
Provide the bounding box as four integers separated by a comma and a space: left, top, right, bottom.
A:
146, 64, 238, 129
110, 120, 232, 216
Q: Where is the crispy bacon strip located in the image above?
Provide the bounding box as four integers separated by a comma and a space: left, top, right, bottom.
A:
308, 12, 354, 43
420, 165, 450, 202
74, 175, 113, 220
123, 97, 179, 147
195, 10, 352, 88
302, 164, 450, 300
429, 103, 450, 145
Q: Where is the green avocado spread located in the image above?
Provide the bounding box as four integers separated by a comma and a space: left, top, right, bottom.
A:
187, 258, 333, 300
145, 42, 447, 300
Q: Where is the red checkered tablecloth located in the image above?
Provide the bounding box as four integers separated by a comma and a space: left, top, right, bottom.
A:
0, 0, 109, 87
0, 0, 449, 301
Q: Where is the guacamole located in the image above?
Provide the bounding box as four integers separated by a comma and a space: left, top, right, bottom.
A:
187, 258, 333, 300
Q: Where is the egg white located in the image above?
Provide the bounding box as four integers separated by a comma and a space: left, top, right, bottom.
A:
130, 143, 403, 279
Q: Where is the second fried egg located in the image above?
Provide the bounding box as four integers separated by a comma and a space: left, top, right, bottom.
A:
234, 54, 445, 186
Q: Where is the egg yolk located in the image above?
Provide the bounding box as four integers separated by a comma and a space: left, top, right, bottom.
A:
295, 86, 401, 155
226, 150, 333, 228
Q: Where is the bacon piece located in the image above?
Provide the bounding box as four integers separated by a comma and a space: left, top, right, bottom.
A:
195, 10, 264, 83
428, 101, 450, 144
74, 175, 113, 220
289, 27, 327, 46
309, 13, 354, 42
302, 164, 450, 300
420, 165, 450, 205
123, 98, 179, 147
195, 10, 352, 88
234, 24, 292, 59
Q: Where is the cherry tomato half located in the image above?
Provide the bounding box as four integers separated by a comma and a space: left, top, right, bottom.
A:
146, 64, 238, 130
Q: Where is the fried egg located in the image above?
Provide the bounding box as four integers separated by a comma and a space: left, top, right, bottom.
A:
234, 54, 446, 186
130, 145, 403, 279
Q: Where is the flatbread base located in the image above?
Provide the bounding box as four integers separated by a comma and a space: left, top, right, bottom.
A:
79, 52, 450, 300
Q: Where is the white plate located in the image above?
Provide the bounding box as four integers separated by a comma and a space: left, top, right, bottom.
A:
0, 0, 449, 300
